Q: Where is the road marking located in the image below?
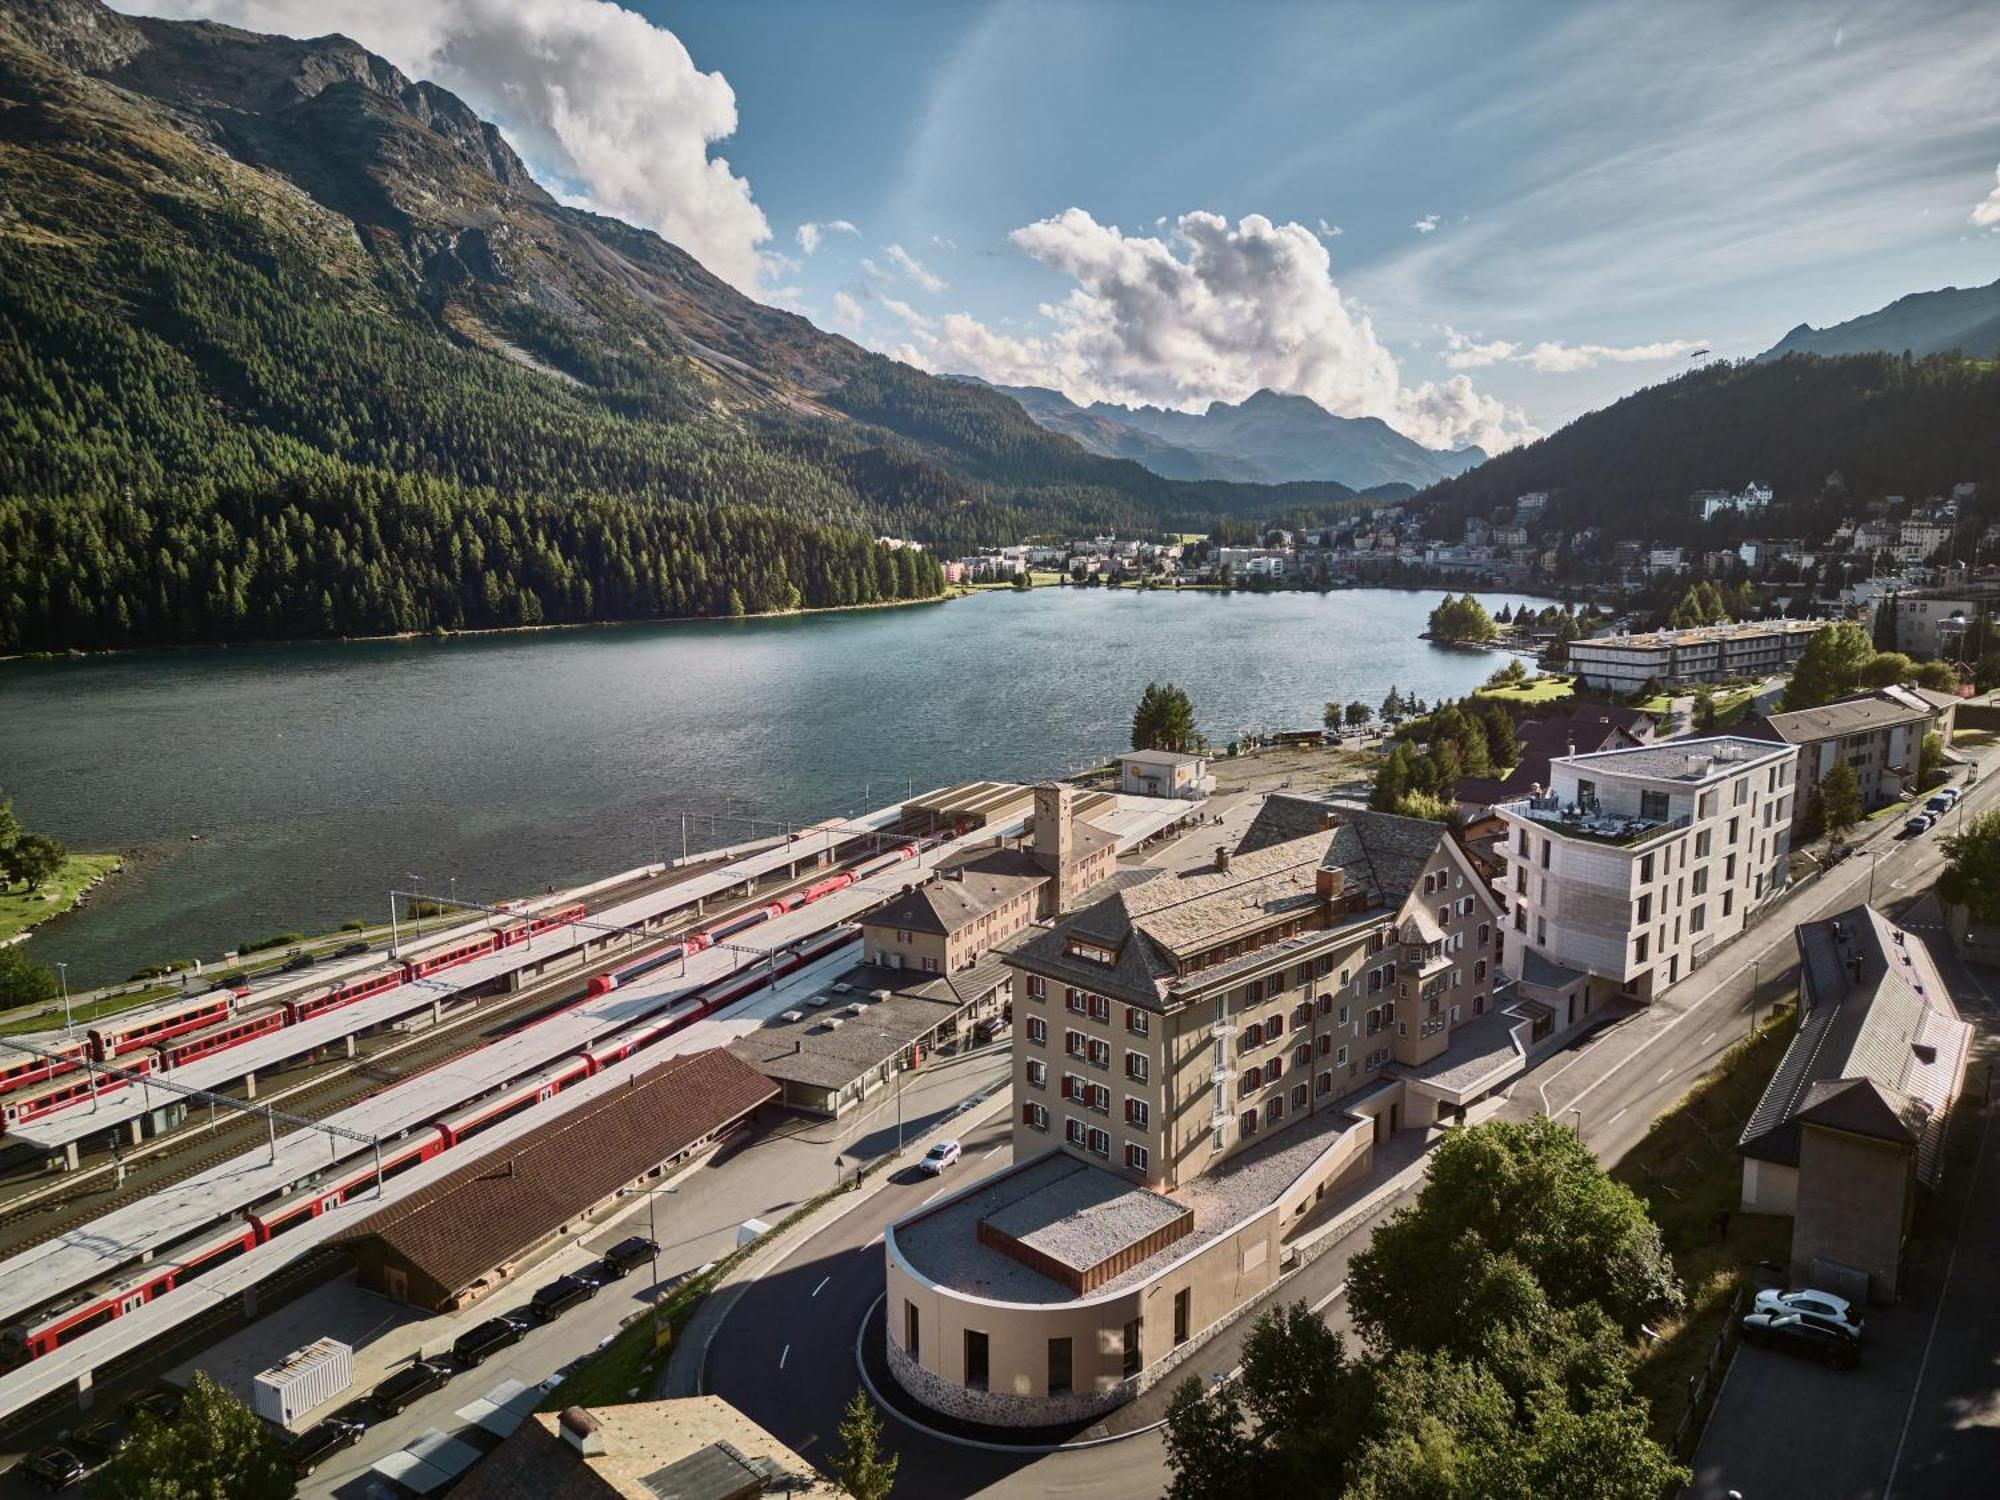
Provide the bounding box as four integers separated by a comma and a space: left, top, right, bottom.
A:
811, 1275, 830, 1298
1656, 1068, 1675, 1084
920, 1187, 947, 1205
1700, 1030, 1717, 1046
1608, 1106, 1630, 1126
864, 1233, 883, 1250
981, 1143, 1001, 1157
779, 1344, 790, 1370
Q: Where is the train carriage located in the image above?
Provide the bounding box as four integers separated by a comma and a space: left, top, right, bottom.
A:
155, 1007, 286, 1071
0, 1039, 89, 1098
284, 967, 402, 1026
88, 993, 233, 1060
1, 1057, 154, 1133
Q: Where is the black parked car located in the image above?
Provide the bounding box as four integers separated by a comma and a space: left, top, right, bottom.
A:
1739, 1309, 1861, 1369
280, 953, 316, 972
123, 1386, 183, 1425
452, 1314, 531, 1368
598, 1236, 659, 1280
368, 1358, 451, 1416
65, 1418, 124, 1463
335, 940, 371, 958
20, 1447, 85, 1491
286, 1417, 365, 1478
530, 1273, 600, 1322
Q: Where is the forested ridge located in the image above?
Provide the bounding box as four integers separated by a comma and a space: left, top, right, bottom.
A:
1412, 354, 2000, 542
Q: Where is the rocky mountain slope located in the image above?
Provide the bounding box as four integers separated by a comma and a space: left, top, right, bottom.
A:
1760, 278, 2000, 362
0, 0, 1359, 650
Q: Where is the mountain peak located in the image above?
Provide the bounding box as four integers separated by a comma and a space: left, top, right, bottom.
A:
1760, 278, 2000, 362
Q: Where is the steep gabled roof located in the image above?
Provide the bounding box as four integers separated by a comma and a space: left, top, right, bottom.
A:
1738, 905, 1972, 1186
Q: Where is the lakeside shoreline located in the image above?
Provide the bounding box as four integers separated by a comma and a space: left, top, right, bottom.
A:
0, 852, 123, 948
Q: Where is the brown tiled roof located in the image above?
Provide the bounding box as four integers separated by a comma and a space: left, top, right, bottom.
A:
858, 846, 1048, 936
333, 1050, 776, 1296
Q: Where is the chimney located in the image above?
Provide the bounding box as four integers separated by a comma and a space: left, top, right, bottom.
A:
559, 1407, 605, 1458
1214, 845, 1231, 873
1316, 865, 1345, 902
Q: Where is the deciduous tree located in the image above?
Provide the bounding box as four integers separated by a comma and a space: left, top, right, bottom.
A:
1818, 760, 1861, 839
87, 1372, 292, 1499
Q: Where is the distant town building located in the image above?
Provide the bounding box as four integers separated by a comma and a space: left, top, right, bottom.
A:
1893, 594, 1981, 659
1895, 518, 1952, 565
1118, 749, 1215, 801
1495, 736, 1797, 1003
1566, 619, 1826, 692
1695, 483, 1774, 521
1743, 687, 1958, 836
1646, 547, 1687, 574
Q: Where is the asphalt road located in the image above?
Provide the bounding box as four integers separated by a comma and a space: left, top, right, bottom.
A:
699, 757, 2000, 1500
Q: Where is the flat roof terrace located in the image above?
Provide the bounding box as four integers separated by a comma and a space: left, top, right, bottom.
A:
894, 1104, 1365, 1305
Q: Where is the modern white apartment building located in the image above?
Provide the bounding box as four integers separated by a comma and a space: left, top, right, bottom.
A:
1494, 737, 1798, 1003
1566, 619, 1826, 692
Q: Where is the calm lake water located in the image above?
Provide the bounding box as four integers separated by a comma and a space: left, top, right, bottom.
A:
0, 587, 1552, 984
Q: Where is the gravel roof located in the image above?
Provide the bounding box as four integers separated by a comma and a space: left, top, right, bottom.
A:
1563, 736, 1792, 783
725, 963, 974, 1090
1391, 1004, 1531, 1095
897, 1107, 1367, 1305
982, 1159, 1189, 1275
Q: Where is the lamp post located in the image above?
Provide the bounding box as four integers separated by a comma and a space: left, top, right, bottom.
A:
1568, 1105, 1583, 1144
1866, 848, 1884, 905
56, 962, 70, 1034
407, 874, 425, 936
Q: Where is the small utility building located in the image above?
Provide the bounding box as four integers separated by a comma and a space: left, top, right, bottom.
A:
335, 1050, 775, 1310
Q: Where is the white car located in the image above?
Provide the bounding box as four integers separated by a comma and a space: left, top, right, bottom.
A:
918, 1139, 963, 1175
1752, 1287, 1863, 1336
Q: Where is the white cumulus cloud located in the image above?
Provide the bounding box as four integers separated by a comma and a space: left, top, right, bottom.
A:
882, 208, 1535, 452
796, 219, 859, 254
829, 290, 867, 333
885, 243, 947, 294
1974, 165, 2000, 228
1412, 214, 1441, 234
114, 0, 775, 292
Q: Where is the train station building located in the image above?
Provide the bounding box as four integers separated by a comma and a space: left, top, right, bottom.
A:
333, 1050, 775, 1311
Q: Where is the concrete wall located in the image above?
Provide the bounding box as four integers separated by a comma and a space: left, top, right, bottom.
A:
1739, 1156, 1798, 1217
1791, 1125, 1913, 1301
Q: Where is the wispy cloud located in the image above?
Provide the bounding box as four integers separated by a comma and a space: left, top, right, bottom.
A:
885, 243, 947, 293
1411, 213, 1440, 234
796, 218, 859, 254
1974, 165, 2000, 229
1317, 218, 1343, 238
1443, 327, 1703, 373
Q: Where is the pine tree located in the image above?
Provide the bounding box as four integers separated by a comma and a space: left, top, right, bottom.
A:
830, 1389, 898, 1500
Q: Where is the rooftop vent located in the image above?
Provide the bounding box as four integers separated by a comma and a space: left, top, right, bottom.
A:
559, 1407, 604, 1458
821, 1017, 845, 1031
846, 1003, 867, 1017
807, 993, 835, 1008
832, 982, 853, 994
869, 989, 893, 1003
780, 1010, 805, 1023
1215, 845, 1232, 873
1686, 753, 1713, 776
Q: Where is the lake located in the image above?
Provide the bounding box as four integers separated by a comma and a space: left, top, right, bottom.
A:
0, 587, 1553, 984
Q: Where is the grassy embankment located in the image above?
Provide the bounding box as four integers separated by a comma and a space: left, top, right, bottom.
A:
1475, 673, 1576, 706
1617, 1007, 1796, 1448
0, 852, 122, 946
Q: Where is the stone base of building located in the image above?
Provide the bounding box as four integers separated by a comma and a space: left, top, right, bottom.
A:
885, 1334, 1130, 1427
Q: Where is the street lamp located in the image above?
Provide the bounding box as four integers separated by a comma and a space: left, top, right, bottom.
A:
1568, 1105, 1583, 1143
55, 961, 70, 1034
407, 874, 425, 936
1865, 848, 1885, 905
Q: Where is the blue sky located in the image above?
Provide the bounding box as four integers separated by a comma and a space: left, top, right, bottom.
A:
131, 0, 2000, 450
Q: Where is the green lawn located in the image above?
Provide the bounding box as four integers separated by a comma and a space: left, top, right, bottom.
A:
1475, 674, 1576, 705
0, 852, 121, 946
1952, 728, 1998, 748
1618, 1008, 1796, 1450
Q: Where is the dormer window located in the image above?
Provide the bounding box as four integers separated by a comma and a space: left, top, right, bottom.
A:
1067, 938, 1116, 965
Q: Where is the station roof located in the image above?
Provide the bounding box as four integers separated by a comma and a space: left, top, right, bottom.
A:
724, 958, 1001, 1093
332, 1050, 774, 1300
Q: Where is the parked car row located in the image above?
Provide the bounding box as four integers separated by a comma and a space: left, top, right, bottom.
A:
1906, 782, 1961, 836
17, 1387, 182, 1491
366, 1235, 660, 1417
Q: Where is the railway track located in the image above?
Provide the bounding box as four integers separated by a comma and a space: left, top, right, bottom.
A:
0, 855, 839, 1256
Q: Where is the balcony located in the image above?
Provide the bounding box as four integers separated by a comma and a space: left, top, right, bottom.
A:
1419, 1015, 1447, 1038
1506, 792, 1688, 849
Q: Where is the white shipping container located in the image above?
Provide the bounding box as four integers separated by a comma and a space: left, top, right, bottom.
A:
253, 1337, 353, 1427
